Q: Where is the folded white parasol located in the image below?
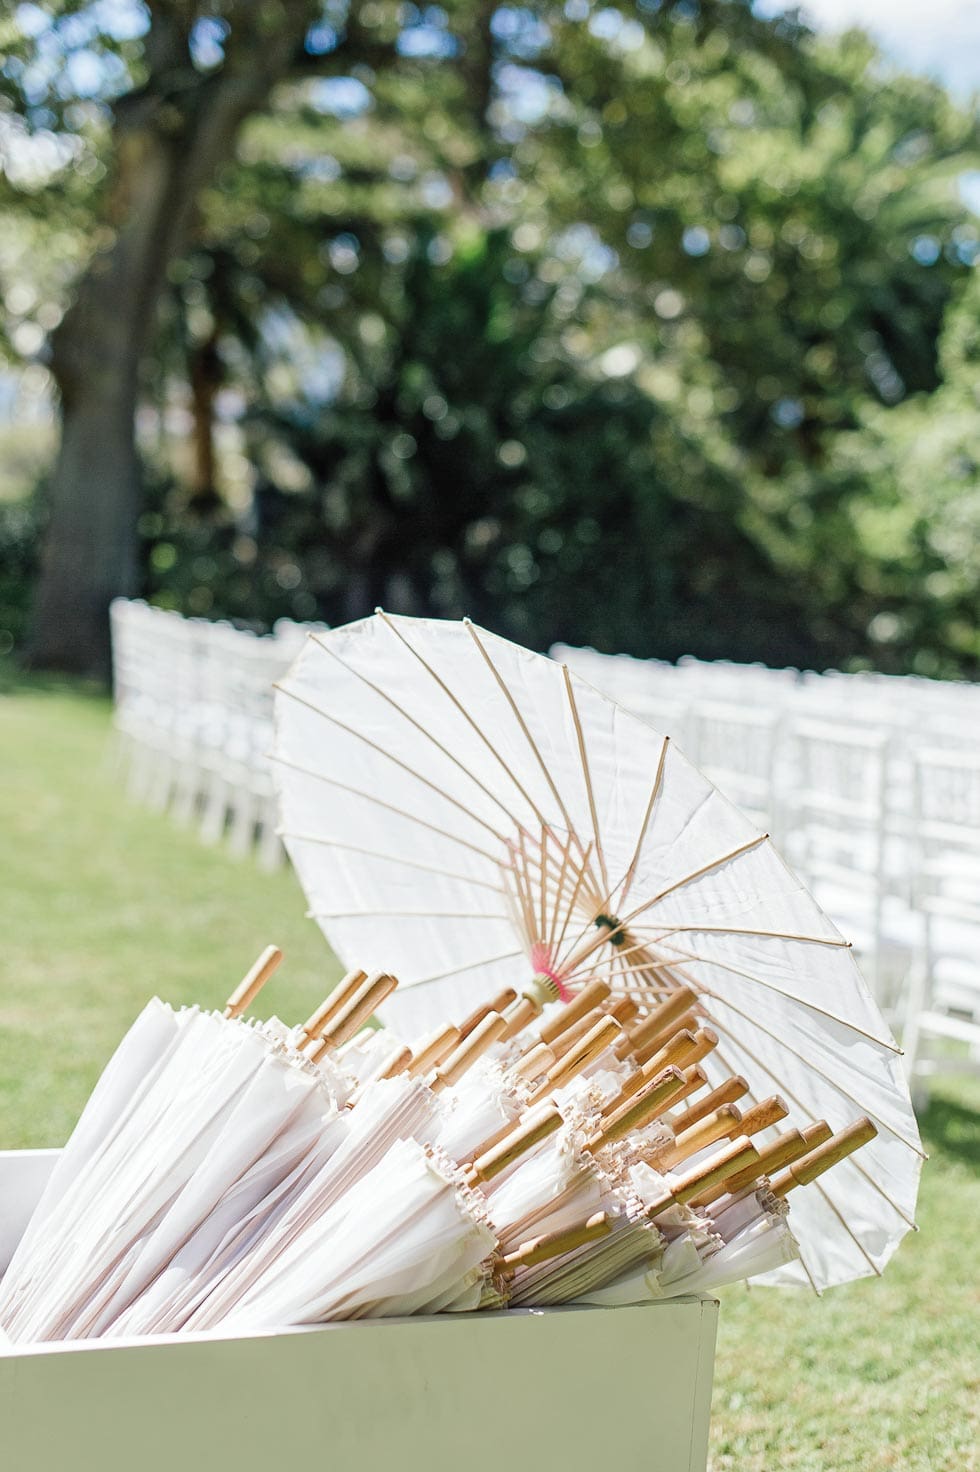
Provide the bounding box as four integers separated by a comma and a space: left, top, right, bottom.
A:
272, 612, 922, 1290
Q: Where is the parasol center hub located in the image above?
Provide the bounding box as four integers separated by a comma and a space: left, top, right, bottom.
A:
594, 913, 630, 948
527, 972, 570, 1005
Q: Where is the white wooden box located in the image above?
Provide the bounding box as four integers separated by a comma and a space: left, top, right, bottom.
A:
0, 1151, 718, 1472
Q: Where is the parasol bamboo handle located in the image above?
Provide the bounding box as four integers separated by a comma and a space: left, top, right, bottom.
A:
538, 980, 611, 1045
681, 1027, 718, 1069
600, 1067, 644, 1116
608, 996, 640, 1027
631, 1027, 698, 1072
625, 986, 697, 1053
635, 1023, 717, 1070
717, 1121, 833, 1202
646, 1137, 761, 1214
500, 995, 541, 1041
670, 1076, 749, 1133
455, 1002, 493, 1042
468, 1106, 564, 1185
223, 945, 283, 1019
691, 1124, 829, 1207
510, 1040, 557, 1083
431, 1012, 508, 1091
299, 969, 368, 1043
377, 1045, 414, 1080
668, 1026, 716, 1069
549, 1006, 610, 1060
497, 1211, 612, 1278
659, 1104, 743, 1169
550, 1014, 622, 1080
769, 1117, 878, 1197
458, 990, 517, 1042
618, 1009, 699, 1061
690, 1126, 811, 1207
312, 972, 399, 1056
663, 1063, 710, 1111
586, 1066, 686, 1152
602, 1060, 706, 1119
462, 1114, 524, 1165
528, 1017, 623, 1104
736, 1095, 790, 1138
406, 1023, 461, 1077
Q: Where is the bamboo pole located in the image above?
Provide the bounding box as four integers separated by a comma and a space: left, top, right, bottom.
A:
608, 996, 640, 1027
626, 1009, 699, 1059
406, 1023, 461, 1077
457, 990, 517, 1041
770, 1118, 878, 1197
299, 968, 368, 1045
629, 1027, 697, 1073
601, 1059, 707, 1119
528, 1017, 623, 1103
547, 1006, 603, 1060
586, 1067, 686, 1152
548, 1006, 613, 1060
431, 1012, 508, 1091
691, 1121, 834, 1207
668, 1063, 711, 1111
658, 1103, 743, 1170
376, 1045, 414, 1080
669, 1076, 749, 1133
222, 945, 283, 1019
497, 1212, 612, 1279
468, 1106, 564, 1185
499, 995, 541, 1041
646, 1138, 760, 1215
636, 1025, 717, 1072
310, 972, 398, 1057
736, 1095, 789, 1138
510, 1040, 557, 1083
538, 980, 611, 1045
624, 985, 697, 1053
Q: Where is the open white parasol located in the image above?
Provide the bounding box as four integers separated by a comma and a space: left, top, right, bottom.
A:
272, 612, 922, 1291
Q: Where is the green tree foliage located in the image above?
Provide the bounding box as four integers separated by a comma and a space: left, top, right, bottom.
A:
1, 1, 978, 673
802, 268, 980, 677
155, 229, 795, 659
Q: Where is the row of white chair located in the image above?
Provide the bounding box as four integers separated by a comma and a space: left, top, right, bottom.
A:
108, 606, 979, 1105
110, 600, 320, 870
555, 644, 980, 1107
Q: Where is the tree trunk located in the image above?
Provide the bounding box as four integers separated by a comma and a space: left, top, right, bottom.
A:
189, 329, 222, 509
27, 3, 319, 679
30, 381, 143, 680
29, 125, 176, 677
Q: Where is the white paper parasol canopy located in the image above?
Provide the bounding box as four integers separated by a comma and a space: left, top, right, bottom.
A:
272, 612, 922, 1290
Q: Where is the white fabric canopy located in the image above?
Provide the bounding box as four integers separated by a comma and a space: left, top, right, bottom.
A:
273, 613, 922, 1290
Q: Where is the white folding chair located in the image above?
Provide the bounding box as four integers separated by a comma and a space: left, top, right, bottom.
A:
902, 745, 980, 1106
111, 602, 183, 806
780, 719, 913, 1014
684, 699, 780, 831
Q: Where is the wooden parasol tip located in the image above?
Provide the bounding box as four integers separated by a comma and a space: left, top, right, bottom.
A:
223, 945, 284, 1019
497, 1211, 612, 1280
770, 1116, 878, 1198
313, 971, 400, 1056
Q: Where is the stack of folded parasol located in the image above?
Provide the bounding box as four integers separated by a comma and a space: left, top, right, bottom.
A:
0, 946, 882, 1342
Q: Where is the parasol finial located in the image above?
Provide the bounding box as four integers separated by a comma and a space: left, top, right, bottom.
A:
223, 946, 283, 1019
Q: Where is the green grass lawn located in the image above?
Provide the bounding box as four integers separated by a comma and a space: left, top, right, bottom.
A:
0, 677, 977, 1469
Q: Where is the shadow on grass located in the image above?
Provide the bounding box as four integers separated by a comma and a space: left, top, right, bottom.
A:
919, 1089, 980, 1170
